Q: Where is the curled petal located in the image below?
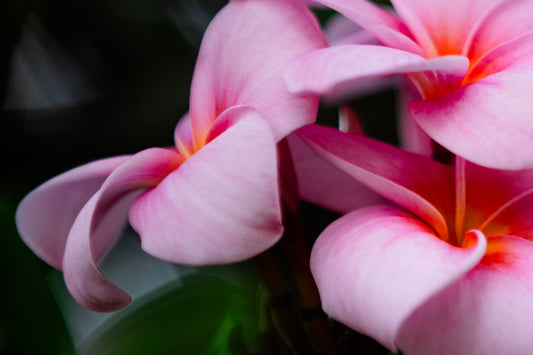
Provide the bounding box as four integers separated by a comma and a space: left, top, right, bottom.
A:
397, 235, 533, 355
130, 106, 283, 265
63, 148, 181, 312
15, 156, 130, 269
311, 206, 486, 352
189, 0, 326, 144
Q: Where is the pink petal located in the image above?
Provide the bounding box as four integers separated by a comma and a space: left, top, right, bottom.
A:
410, 52, 533, 170
15, 156, 130, 269
62, 148, 181, 312
296, 124, 454, 241
173, 112, 194, 159
389, 0, 505, 57
286, 132, 384, 214
397, 235, 533, 355
311, 206, 486, 352
460, 159, 533, 236
189, 0, 326, 145
129, 106, 283, 265
284, 44, 469, 101
316, 0, 423, 54
467, 0, 533, 64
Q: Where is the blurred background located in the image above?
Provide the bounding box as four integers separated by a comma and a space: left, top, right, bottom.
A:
1, 0, 396, 354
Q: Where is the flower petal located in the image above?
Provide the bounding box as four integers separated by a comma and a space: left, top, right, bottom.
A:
284, 44, 469, 101
311, 206, 486, 352
389, 0, 504, 57
296, 124, 454, 241
62, 148, 181, 312
410, 49, 533, 170
286, 132, 384, 214
397, 235, 533, 355
316, 0, 423, 54
467, 0, 533, 64
460, 160, 533, 236
130, 106, 283, 265
15, 156, 130, 269
189, 0, 326, 145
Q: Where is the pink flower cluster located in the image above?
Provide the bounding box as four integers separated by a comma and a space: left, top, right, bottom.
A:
16, 0, 533, 353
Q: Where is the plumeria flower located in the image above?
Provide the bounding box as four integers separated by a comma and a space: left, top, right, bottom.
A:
297, 123, 533, 354
285, 0, 533, 170
15, 0, 326, 312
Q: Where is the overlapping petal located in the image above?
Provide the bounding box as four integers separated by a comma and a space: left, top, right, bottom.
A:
397, 235, 533, 355
284, 44, 469, 101
311, 206, 486, 352
62, 148, 181, 312
317, 0, 423, 54
389, 0, 505, 57
189, 0, 326, 146
15, 156, 130, 269
296, 124, 454, 240
129, 106, 283, 265
287, 133, 384, 214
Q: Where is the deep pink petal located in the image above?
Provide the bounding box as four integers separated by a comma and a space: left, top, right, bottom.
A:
62, 148, 181, 312
410, 55, 533, 169
311, 206, 486, 352
130, 106, 283, 265
296, 124, 454, 241
397, 235, 533, 355
286, 132, 384, 214
15, 156, 130, 269
189, 0, 326, 145
316, 0, 423, 54
284, 44, 469, 101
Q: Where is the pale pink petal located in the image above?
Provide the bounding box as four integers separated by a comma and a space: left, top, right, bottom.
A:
62, 148, 181, 312
173, 112, 194, 158
316, 0, 423, 54
389, 0, 505, 57
286, 132, 384, 214
296, 124, 454, 240
189, 0, 326, 145
311, 206, 486, 352
397, 235, 533, 355
467, 0, 533, 64
15, 156, 130, 269
410, 56, 533, 170
284, 44, 469, 101
130, 106, 283, 265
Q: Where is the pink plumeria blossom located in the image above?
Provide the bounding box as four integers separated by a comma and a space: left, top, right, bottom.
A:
297, 123, 533, 354
15, 0, 326, 312
285, 0, 533, 170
